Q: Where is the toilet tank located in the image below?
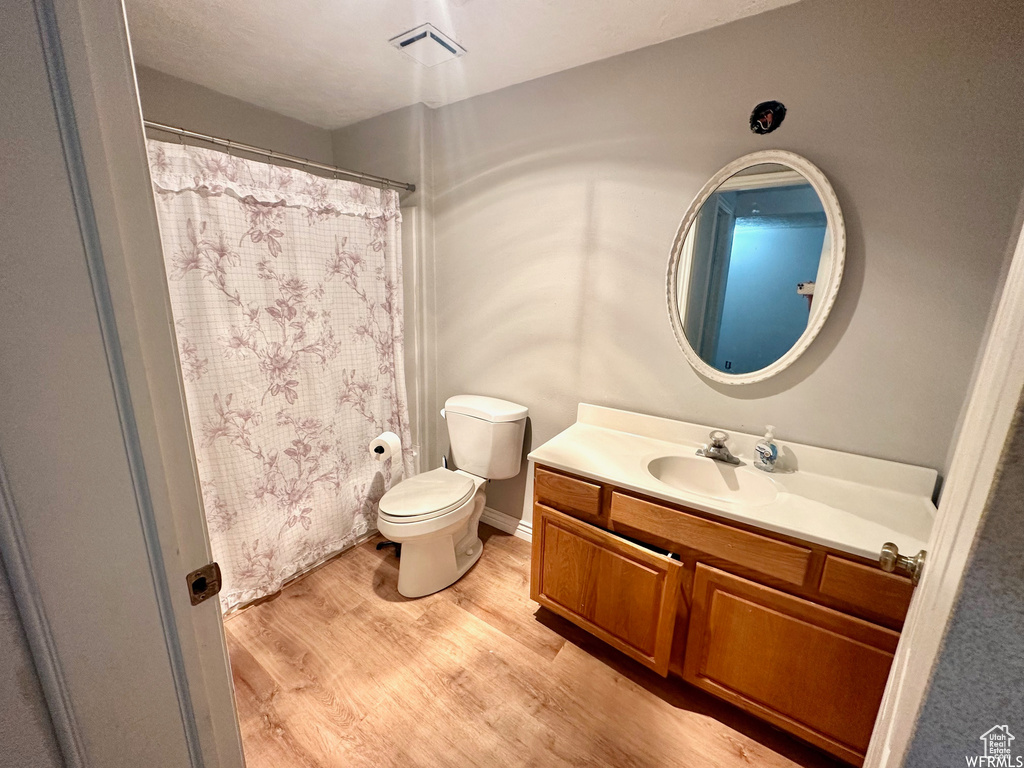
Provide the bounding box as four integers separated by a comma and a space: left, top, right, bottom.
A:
444, 395, 528, 480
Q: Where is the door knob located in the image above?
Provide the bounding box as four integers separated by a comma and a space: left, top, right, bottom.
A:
879, 542, 926, 585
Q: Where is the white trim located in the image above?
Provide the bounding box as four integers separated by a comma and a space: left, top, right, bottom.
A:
864, 202, 1024, 766
0, 456, 86, 768
675, 211, 696, 324
666, 150, 846, 385
481, 506, 533, 542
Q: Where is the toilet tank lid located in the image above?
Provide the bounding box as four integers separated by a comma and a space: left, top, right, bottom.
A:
445, 395, 528, 423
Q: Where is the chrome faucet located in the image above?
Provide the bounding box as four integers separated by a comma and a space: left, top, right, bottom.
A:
696, 430, 741, 465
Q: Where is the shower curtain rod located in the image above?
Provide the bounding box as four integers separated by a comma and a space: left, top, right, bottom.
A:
143, 120, 416, 193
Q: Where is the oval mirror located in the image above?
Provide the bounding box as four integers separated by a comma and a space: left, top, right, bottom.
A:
667, 151, 845, 384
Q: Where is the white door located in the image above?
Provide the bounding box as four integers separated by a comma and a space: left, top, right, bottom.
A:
865, 211, 1024, 766
0, 0, 244, 765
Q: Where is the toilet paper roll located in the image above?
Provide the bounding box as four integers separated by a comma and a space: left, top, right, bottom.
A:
369, 431, 402, 461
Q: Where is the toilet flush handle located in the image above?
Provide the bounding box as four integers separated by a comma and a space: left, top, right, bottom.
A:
440, 408, 446, 420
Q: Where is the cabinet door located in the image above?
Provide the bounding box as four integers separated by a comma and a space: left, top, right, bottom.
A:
683, 564, 900, 766
531, 504, 682, 675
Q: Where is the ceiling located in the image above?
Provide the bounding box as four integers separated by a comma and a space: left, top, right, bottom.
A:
125, 0, 799, 130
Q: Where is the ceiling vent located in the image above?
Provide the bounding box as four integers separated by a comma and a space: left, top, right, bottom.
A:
389, 23, 466, 67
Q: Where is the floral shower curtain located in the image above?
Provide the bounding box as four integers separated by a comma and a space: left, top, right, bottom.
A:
147, 140, 413, 612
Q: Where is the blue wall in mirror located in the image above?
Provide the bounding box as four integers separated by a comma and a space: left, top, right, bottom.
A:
686, 182, 827, 374
715, 217, 827, 373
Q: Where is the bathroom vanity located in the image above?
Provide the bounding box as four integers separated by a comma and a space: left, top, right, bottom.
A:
526, 405, 936, 766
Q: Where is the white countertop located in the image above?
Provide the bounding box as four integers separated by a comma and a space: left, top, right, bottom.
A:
527, 404, 937, 561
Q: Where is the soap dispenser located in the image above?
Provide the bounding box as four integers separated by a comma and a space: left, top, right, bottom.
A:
754, 425, 778, 473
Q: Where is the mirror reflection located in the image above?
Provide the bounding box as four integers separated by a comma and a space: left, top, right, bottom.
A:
678, 164, 831, 375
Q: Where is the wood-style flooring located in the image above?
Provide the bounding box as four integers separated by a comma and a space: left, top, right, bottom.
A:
225, 525, 843, 768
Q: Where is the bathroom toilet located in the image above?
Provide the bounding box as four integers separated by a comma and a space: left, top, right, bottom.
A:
377, 395, 528, 598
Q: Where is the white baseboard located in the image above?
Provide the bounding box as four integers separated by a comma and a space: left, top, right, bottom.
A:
480, 506, 532, 542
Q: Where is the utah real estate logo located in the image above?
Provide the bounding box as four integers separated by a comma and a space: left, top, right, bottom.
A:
967, 726, 1023, 767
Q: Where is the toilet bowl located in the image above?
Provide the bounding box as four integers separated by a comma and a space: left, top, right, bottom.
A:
377, 468, 487, 598
376, 395, 528, 598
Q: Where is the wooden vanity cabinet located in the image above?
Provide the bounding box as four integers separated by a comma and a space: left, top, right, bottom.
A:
530, 464, 916, 766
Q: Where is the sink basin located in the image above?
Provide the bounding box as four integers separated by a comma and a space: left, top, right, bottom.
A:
646, 455, 779, 506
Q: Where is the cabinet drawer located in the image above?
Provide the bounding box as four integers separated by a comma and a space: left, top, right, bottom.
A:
818, 555, 914, 625
530, 504, 682, 675
534, 467, 604, 524
610, 492, 811, 586
684, 564, 899, 765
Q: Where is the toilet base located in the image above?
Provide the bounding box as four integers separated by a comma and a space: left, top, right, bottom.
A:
396, 534, 483, 598
379, 487, 487, 598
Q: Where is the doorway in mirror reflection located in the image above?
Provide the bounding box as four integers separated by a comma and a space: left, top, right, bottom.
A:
682, 171, 829, 375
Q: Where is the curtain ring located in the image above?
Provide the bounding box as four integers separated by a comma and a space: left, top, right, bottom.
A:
226, 139, 234, 156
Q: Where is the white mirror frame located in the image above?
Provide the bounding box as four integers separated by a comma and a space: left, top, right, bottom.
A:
667, 150, 846, 385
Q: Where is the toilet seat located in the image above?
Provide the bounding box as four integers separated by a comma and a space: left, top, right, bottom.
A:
378, 468, 475, 523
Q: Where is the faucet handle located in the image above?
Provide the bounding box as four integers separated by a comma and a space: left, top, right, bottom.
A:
709, 430, 729, 447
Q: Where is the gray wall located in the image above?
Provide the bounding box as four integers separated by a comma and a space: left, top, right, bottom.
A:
136, 66, 334, 164
427, 0, 1024, 517
0, 555, 63, 768
331, 104, 431, 209
332, 106, 440, 472
904, 404, 1024, 765
136, 1, 1024, 524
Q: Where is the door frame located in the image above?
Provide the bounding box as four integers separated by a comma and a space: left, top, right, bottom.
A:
864, 206, 1024, 766
17, 0, 1024, 766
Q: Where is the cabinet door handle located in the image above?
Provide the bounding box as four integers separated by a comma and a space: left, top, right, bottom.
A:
879, 543, 926, 585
